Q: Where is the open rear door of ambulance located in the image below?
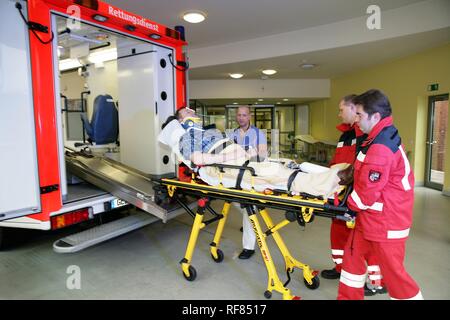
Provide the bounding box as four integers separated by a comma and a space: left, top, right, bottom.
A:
0, 1, 42, 221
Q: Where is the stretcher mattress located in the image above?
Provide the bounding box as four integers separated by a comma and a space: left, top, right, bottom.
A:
198, 160, 348, 199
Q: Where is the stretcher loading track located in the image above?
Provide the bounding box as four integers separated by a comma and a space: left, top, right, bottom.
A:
65, 151, 192, 222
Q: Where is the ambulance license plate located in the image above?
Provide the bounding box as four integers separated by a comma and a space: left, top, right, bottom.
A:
111, 198, 127, 209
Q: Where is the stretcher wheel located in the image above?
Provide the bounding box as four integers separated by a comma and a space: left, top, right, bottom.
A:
264, 290, 272, 299
211, 249, 224, 263
183, 266, 197, 282
304, 275, 320, 289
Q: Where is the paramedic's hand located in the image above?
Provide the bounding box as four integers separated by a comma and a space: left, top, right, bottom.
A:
246, 147, 258, 159
229, 146, 248, 161
337, 164, 354, 185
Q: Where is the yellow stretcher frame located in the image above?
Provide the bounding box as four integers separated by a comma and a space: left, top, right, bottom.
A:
155, 176, 353, 300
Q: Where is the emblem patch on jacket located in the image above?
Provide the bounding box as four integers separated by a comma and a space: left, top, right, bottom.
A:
369, 170, 381, 182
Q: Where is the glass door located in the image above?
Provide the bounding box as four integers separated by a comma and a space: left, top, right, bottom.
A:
425, 94, 448, 190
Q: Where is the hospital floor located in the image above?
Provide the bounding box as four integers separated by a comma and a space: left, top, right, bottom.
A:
0, 187, 448, 300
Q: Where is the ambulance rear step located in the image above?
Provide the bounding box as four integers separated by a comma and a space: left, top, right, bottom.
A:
53, 211, 157, 253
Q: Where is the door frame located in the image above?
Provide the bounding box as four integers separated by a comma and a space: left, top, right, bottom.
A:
424, 93, 449, 190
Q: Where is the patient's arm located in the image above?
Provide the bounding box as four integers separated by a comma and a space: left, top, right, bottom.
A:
191, 148, 247, 165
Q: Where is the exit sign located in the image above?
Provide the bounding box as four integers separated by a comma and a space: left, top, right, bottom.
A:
428, 83, 439, 91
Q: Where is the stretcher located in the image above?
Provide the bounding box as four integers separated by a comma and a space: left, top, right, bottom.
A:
153, 162, 355, 300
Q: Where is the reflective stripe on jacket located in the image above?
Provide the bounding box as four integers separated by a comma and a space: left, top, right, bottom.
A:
329, 123, 366, 166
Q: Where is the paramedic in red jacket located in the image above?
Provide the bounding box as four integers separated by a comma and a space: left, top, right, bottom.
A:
337, 89, 422, 300
321, 96, 362, 276
322, 95, 386, 296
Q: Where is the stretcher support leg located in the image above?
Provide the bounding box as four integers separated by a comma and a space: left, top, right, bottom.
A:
259, 209, 319, 288
210, 202, 231, 261
246, 206, 297, 300
180, 199, 208, 281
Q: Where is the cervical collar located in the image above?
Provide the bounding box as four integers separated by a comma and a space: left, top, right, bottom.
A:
158, 119, 186, 147
181, 117, 203, 130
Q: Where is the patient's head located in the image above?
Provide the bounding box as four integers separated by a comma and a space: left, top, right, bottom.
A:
176, 107, 196, 122
161, 107, 197, 130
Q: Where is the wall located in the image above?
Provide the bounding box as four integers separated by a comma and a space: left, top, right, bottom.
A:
310, 43, 450, 191
190, 79, 330, 100
86, 60, 118, 118
60, 71, 85, 99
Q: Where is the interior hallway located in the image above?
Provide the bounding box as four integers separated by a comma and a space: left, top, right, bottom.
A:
0, 187, 448, 300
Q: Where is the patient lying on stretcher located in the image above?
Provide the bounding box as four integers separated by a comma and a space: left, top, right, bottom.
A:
158, 108, 351, 199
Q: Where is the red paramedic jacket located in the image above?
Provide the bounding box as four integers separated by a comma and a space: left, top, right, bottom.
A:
329, 123, 366, 166
348, 116, 414, 242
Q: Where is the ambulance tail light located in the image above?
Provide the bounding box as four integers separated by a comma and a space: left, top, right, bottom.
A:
51, 208, 90, 230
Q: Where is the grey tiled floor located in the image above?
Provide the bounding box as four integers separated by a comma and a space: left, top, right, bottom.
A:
0, 187, 448, 300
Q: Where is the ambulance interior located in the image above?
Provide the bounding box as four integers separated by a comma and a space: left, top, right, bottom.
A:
54, 14, 177, 209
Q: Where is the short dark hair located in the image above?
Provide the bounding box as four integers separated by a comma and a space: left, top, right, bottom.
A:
353, 89, 391, 119
342, 94, 357, 106
174, 107, 187, 120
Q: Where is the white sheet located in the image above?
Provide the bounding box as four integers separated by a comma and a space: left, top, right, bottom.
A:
158, 123, 347, 198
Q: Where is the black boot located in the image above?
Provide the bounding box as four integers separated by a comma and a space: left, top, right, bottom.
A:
364, 283, 388, 296
238, 249, 255, 259
320, 268, 340, 279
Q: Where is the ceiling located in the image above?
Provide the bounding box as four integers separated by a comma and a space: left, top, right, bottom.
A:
102, 0, 449, 106
188, 27, 450, 80
105, 0, 424, 49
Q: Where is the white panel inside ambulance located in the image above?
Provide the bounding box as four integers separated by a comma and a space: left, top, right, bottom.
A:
53, 15, 177, 205
0, 0, 41, 221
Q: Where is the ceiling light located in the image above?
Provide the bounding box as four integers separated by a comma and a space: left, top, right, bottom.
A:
233, 102, 238, 105
124, 25, 136, 32
149, 33, 161, 40
276, 102, 281, 105
92, 14, 108, 22
183, 11, 206, 23
283, 98, 289, 101
301, 63, 316, 70
229, 73, 243, 79
88, 48, 117, 64
59, 58, 82, 71
262, 69, 277, 75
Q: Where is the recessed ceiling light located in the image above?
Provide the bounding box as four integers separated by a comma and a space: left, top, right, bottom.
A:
301, 63, 316, 70
183, 11, 206, 23
283, 98, 289, 101
149, 33, 161, 40
258, 99, 264, 101
276, 102, 281, 105
262, 69, 277, 75
229, 73, 243, 79
233, 102, 238, 105
92, 14, 108, 22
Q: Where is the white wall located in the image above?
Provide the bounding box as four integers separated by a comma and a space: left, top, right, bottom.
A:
60, 71, 85, 99
85, 60, 118, 118
189, 79, 330, 100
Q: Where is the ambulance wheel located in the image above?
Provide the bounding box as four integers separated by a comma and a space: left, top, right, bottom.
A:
304, 275, 320, 289
211, 249, 224, 263
183, 265, 197, 282
264, 290, 272, 299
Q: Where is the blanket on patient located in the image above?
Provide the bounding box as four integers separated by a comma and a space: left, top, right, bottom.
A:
158, 120, 348, 198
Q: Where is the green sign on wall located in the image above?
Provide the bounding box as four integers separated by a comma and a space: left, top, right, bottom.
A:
428, 83, 439, 91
